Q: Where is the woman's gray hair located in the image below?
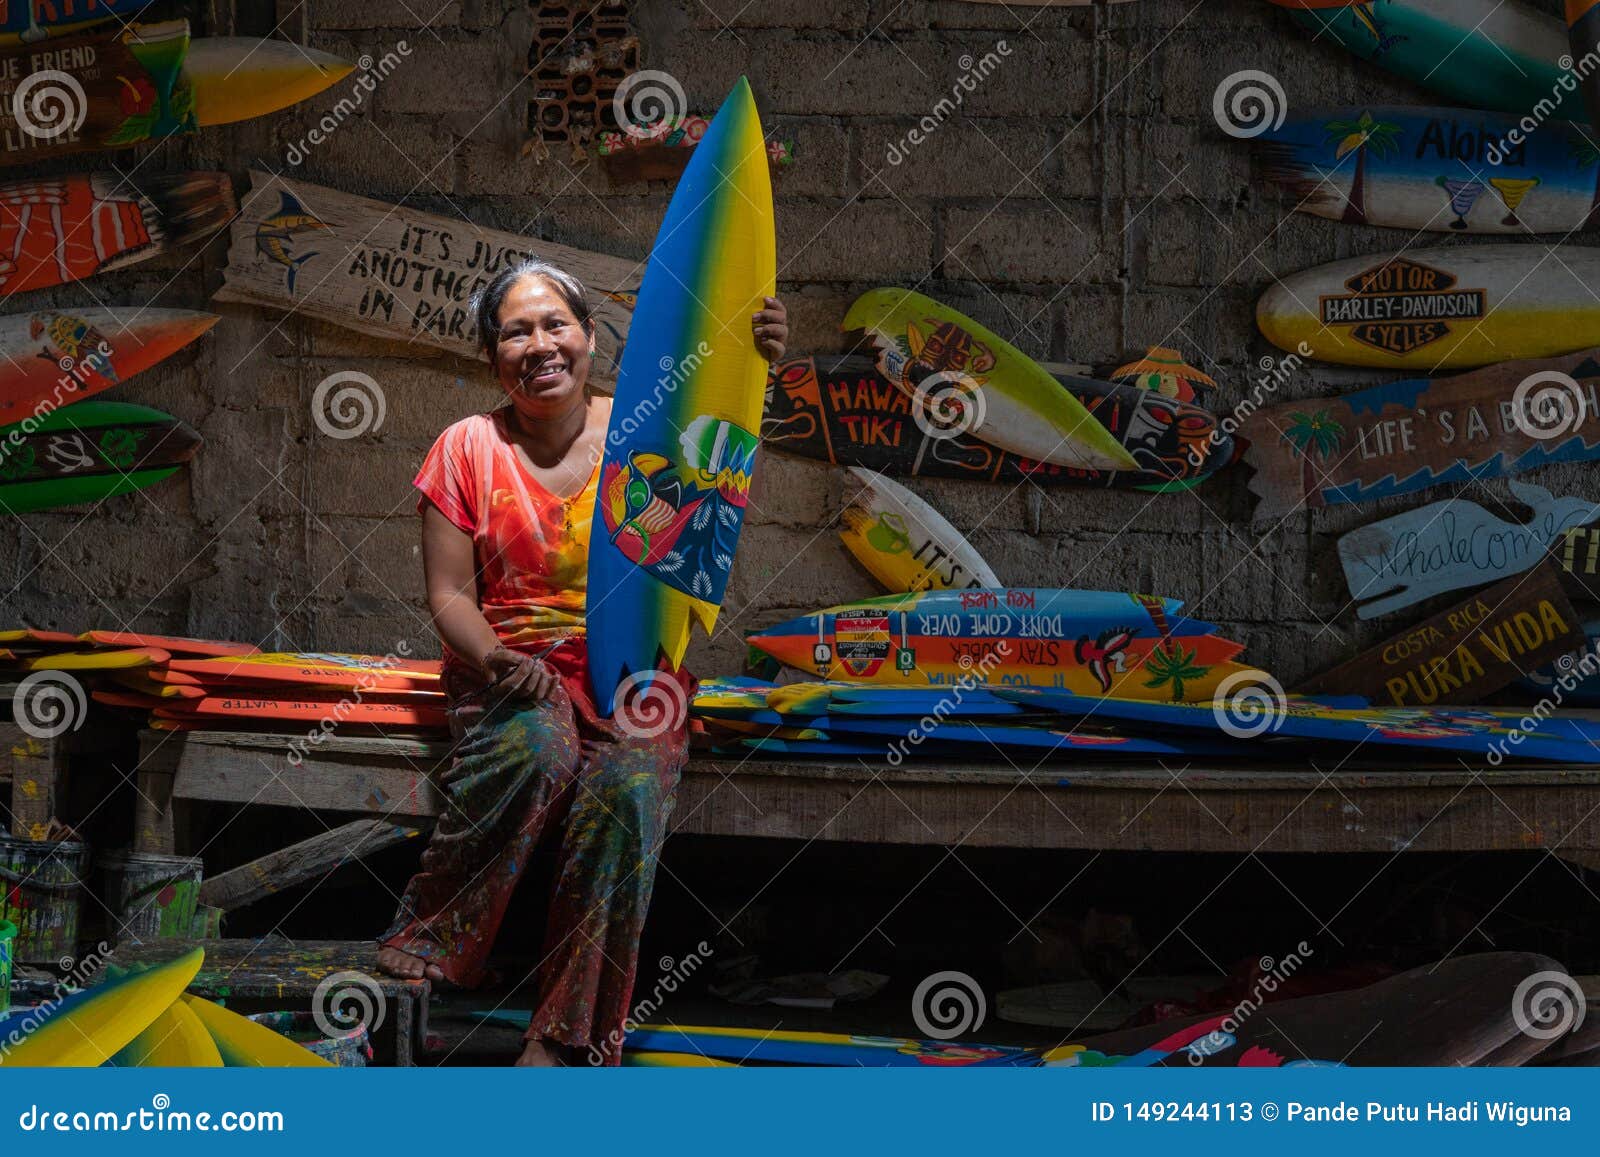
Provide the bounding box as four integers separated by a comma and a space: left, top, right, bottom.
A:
473, 257, 595, 362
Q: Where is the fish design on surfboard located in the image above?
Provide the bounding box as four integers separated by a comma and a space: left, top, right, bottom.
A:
1252, 106, 1600, 233
586, 78, 776, 716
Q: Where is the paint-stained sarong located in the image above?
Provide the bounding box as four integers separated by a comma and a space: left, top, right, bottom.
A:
379, 639, 690, 1061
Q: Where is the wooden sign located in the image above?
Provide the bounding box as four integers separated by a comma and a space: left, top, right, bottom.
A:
1557, 525, 1600, 602
214, 172, 642, 378
1241, 349, 1600, 522
1303, 559, 1586, 707
1339, 480, 1600, 619
0, 19, 196, 166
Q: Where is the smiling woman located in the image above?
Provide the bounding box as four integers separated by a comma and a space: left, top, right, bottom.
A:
374, 257, 787, 1067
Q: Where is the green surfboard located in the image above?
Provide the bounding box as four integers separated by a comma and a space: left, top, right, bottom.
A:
0, 401, 202, 514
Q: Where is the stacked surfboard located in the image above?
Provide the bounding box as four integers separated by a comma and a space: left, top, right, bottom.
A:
0, 629, 448, 736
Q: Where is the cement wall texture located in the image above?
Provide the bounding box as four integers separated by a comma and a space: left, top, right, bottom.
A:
2, 0, 1591, 691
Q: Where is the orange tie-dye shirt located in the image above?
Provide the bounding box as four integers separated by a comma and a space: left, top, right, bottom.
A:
415, 409, 598, 650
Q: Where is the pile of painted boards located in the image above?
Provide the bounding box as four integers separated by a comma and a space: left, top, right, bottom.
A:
0, 629, 447, 736
691, 589, 1600, 766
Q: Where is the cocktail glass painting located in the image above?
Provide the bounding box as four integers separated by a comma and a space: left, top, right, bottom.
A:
2, 0, 1600, 1088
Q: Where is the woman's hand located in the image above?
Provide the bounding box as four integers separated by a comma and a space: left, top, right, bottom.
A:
481, 646, 559, 701
753, 296, 788, 363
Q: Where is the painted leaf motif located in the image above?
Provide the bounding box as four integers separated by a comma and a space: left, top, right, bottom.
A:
0, 444, 36, 481
98, 428, 142, 468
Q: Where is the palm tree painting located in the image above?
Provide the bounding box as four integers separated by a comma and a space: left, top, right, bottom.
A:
1142, 643, 1209, 701
1324, 111, 1403, 225
1281, 410, 1345, 508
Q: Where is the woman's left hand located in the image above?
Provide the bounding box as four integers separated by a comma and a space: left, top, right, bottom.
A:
753, 296, 788, 363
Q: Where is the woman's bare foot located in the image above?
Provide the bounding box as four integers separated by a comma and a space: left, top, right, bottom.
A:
515, 1039, 562, 1067
376, 945, 445, 983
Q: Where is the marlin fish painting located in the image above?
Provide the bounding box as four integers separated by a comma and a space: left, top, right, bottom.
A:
253, 190, 333, 295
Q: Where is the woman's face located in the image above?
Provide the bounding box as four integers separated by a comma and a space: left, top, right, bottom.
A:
491, 276, 594, 418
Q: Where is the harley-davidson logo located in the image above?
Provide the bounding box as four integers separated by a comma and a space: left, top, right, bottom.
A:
1318, 258, 1486, 356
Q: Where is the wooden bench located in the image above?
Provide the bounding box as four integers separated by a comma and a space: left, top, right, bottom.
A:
134, 728, 1600, 870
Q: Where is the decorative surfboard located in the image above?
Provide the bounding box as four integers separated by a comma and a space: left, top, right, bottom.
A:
762, 355, 1230, 491
79, 630, 256, 657
746, 589, 1257, 701
0, 171, 234, 297
1258, 245, 1600, 369
994, 688, 1600, 764
0, 1, 149, 45
587, 78, 775, 716
153, 697, 448, 730
3, 645, 168, 671
0, 947, 203, 1067
0, 21, 352, 166
164, 653, 442, 691
0, 401, 202, 514
111, 999, 223, 1068
1109, 346, 1218, 407
844, 288, 1137, 472
180, 995, 332, 1068
215, 172, 642, 379
0, 627, 78, 646
839, 468, 1001, 593
0, 307, 218, 421
1337, 479, 1599, 618
1264, 1, 1579, 121
1254, 106, 1600, 234
1239, 350, 1600, 521
740, 716, 1256, 759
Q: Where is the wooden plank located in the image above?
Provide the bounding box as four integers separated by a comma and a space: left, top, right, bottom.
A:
198, 818, 429, 911
1302, 558, 1587, 705
1339, 480, 1600, 619
214, 171, 642, 377
1241, 349, 1600, 521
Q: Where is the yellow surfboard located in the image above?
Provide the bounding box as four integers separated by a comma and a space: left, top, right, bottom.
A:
15, 646, 170, 672
1258, 245, 1600, 370
189, 39, 355, 127
182, 995, 333, 1067
112, 999, 223, 1067
0, 948, 203, 1067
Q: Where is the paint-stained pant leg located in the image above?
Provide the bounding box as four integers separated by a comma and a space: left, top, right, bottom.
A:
380, 686, 583, 988
525, 726, 686, 1060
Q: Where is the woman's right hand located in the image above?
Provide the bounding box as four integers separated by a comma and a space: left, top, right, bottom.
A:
481, 646, 558, 701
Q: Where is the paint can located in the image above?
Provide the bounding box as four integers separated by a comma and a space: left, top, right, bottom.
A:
0, 836, 89, 965
98, 850, 203, 946
247, 1010, 372, 1067
0, 919, 15, 1016
190, 904, 224, 940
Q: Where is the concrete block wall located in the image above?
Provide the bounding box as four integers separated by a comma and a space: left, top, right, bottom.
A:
1, 0, 1584, 689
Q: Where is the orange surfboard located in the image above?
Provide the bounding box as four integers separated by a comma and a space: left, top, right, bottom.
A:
155, 697, 447, 728
80, 630, 259, 657
166, 653, 442, 691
